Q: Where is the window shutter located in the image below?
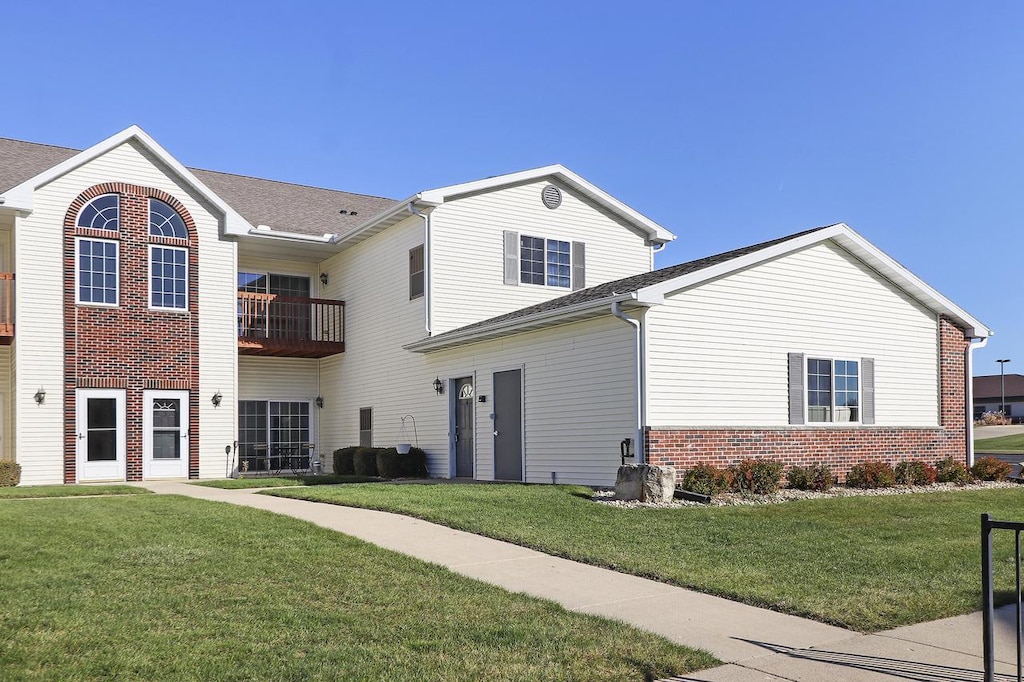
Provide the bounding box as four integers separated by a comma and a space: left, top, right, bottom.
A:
861, 357, 875, 425
572, 241, 586, 291
504, 231, 519, 285
788, 353, 805, 425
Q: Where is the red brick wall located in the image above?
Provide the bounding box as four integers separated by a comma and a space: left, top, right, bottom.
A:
63, 184, 200, 483
645, 317, 970, 482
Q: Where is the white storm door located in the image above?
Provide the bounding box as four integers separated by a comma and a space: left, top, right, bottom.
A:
76, 389, 126, 482
143, 390, 189, 479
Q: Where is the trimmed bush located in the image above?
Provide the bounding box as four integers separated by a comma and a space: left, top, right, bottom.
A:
729, 458, 783, 495
971, 456, 1013, 482
0, 460, 20, 487
680, 463, 731, 496
376, 447, 429, 479
786, 464, 834, 492
846, 461, 896, 489
935, 457, 971, 485
352, 448, 380, 477
333, 447, 358, 476
894, 460, 938, 486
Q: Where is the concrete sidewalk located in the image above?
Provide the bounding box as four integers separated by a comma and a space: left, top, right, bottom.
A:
140, 481, 1020, 681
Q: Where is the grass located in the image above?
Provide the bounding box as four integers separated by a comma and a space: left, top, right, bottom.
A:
268, 483, 1024, 633
191, 474, 378, 489
0, 484, 148, 499
0, 495, 716, 680
975, 433, 1024, 454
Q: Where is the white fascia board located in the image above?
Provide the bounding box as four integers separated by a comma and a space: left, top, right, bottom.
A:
637, 222, 991, 339
404, 293, 644, 353
246, 228, 335, 244
419, 164, 676, 244
330, 196, 439, 247
1, 125, 253, 235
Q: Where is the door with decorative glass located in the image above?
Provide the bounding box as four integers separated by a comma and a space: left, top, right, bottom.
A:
76, 389, 126, 482
143, 390, 189, 479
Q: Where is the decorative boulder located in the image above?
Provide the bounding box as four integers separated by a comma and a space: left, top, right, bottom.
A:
614, 464, 676, 503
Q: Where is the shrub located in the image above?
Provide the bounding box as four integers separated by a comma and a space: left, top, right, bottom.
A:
894, 460, 938, 486
729, 458, 784, 495
352, 448, 380, 477
846, 461, 896, 489
376, 447, 428, 479
976, 411, 1011, 426
786, 464, 834, 491
935, 457, 971, 485
333, 447, 358, 476
680, 463, 731, 496
971, 456, 1013, 482
0, 460, 20, 487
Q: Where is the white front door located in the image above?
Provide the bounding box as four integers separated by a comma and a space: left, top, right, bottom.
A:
143, 390, 189, 479
76, 389, 126, 482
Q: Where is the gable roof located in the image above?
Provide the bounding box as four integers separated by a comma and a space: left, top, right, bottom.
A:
0, 131, 399, 238
406, 223, 991, 352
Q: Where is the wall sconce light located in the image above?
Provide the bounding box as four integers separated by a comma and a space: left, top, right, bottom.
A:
320, 272, 329, 287
33, 387, 45, 405
432, 376, 444, 395
211, 391, 223, 407
315, 396, 324, 409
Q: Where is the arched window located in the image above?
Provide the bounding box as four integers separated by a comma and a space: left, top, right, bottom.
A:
77, 194, 119, 231
149, 199, 187, 239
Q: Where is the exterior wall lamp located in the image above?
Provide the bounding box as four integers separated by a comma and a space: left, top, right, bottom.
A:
212, 391, 223, 407
320, 272, 329, 287
315, 396, 324, 409
433, 376, 444, 395
33, 387, 45, 405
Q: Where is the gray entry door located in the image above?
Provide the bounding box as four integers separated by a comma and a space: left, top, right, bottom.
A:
454, 377, 474, 477
493, 369, 523, 481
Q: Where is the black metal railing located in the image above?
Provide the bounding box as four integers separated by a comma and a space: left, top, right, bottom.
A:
982, 513, 1024, 682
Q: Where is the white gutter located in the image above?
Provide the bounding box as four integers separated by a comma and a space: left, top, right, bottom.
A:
966, 335, 989, 467
408, 203, 432, 335
246, 226, 335, 244
611, 301, 646, 464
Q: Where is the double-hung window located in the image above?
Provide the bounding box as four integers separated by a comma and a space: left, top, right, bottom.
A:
76, 238, 119, 305
789, 353, 874, 425
149, 246, 187, 310
520, 236, 571, 288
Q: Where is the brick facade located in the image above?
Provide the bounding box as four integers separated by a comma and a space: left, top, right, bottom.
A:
645, 317, 970, 482
63, 183, 200, 483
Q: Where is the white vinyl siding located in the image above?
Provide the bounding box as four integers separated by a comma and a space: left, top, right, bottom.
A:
646, 241, 940, 427
429, 179, 652, 334
14, 139, 237, 483
238, 356, 319, 400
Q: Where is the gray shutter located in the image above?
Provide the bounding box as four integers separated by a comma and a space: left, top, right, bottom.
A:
572, 241, 586, 291
503, 231, 519, 285
861, 357, 875, 425
788, 353, 805, 425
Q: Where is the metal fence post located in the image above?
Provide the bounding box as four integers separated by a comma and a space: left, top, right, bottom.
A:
983, 513, 995, 682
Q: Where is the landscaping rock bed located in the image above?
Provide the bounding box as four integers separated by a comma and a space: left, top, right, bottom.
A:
593, 480, 1021, 508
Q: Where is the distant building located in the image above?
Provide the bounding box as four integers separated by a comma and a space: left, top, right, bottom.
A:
974, 374, 1024, 422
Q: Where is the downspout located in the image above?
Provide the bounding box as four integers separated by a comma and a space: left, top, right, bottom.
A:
612, 301, 646, 463
966, 336, 989, 467
408, 204, 432, 335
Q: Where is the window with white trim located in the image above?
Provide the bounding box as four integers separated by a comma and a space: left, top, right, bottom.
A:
150, 245, 187, 310
807, 358, 860, 423
76, 237, 119, 305
149, 198, 188, 238
77, 194, 120, 231
520, 235, 570, 288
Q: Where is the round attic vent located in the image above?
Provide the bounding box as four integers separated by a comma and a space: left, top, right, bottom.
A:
541, 184, 562, 209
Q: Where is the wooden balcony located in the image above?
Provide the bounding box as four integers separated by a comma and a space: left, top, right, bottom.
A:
237, 292, 345, 358
0, 274, 13, 344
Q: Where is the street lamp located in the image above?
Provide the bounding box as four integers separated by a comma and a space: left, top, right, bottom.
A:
997, 359, 1011, 417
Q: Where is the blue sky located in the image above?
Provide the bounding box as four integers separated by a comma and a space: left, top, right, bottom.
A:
4, 1, 1021, 374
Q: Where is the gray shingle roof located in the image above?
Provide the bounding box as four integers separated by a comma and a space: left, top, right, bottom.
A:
0, 137, 400, 237
425, 225, 832, 342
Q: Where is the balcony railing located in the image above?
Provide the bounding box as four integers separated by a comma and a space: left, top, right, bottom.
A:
0, 274, 13, 344
237, 291, 345, 358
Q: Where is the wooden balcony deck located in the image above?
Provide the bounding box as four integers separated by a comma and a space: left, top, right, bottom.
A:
237, 292, 344, 358
0, 274, 13, 344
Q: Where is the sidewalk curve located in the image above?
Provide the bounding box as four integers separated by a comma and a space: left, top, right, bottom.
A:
139, 481, 1019, 681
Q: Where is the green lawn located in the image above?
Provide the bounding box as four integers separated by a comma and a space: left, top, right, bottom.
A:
0, 484, 148, 499
191, 474, 378, 489
975, 433, 1024, 454
267, 483, 1024, 632
0, 495, 715, 681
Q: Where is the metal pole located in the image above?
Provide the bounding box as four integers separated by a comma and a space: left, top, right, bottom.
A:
998, 359, 1011, 417
984, 513, 995, 682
